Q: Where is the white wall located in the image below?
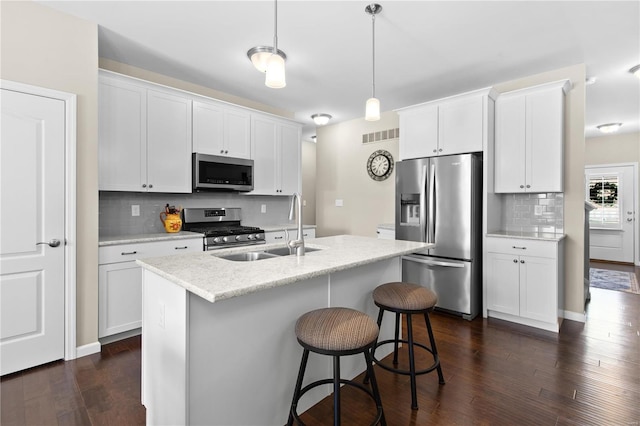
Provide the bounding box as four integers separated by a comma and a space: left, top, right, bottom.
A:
1, 1, 99, 346
315, 111, 399, 237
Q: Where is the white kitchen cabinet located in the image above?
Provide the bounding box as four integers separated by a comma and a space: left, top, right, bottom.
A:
98, 237, 202, 339
377, 227, 395, 240
486, 236, 564, 332
250, 115, 302, 195
192, 100, 251, 159
99, 72, 192, 193
264, 228, 315, 244
494, 80, 570, 193
397, 87, 495, 160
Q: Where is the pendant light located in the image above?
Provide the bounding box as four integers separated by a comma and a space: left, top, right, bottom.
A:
365, 4, 382, 121
265, 0, 286, 88
247, 0, 286, 88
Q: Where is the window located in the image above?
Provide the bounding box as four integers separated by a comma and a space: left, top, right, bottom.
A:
587, 174, 620, 229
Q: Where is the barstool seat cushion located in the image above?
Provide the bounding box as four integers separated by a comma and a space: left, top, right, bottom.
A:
295, 307, 379, 352
373, 282, 438, 311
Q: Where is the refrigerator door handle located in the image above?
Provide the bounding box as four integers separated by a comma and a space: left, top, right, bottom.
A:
419, 164, 428, 242
402, 255, 465, 268
427, 163, 436, 244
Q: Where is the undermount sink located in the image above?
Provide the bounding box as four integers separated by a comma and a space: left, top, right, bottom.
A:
264, 246, 322, 256
218, 246, 322, 262
218, 251, 280, 262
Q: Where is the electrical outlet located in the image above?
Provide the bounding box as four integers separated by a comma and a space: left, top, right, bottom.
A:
261, 204, 267, 213
131, 205, 140, 216
159, 303, 165, 329
303, 199, 307, 207
534, 205, 543, 216
335, 199, 343, 207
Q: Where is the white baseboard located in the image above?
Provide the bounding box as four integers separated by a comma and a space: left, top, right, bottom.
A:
76, 341, 101, 358
563, 310, 586, 323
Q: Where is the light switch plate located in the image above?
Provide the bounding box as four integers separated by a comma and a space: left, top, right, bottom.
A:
335, 199, 343, 207
261, 204, 267, 213
534, 205, 543, 216
131, 205, 140, 216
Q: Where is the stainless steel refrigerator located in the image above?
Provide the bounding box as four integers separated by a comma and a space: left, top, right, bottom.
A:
396, 153, 482, 320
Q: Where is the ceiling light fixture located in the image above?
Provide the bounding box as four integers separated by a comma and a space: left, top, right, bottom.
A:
630, 64, 640, 78
311, 113, 332, 126
247, 0, 286, 88
365, 3, 382, 121
597, 123, 623, 134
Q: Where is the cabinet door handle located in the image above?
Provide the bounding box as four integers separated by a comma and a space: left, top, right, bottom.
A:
142, 184, 147, 188
519, 185, 524, 189
174, 246, 188, 250
121, 251, 137, 256
526, 184, 531, 188
432, 149, 437, 153
438, 148, 443, 152
512, 246, 527, 250
149, 184, 153, 189
520, 260, 525, 264
513, 259, 518, 263
220, 150, 224, 154
275, 236, 283, 240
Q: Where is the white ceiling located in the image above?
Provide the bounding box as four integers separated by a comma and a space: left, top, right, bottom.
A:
42, 1, 640, 142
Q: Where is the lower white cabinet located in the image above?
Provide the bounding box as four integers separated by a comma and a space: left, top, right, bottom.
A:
98, 237, 202, 339
264, 228, 315, 244
377, 226, 395, 240
486, 236, 564, 332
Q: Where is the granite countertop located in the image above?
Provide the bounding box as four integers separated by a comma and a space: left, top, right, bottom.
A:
260, 224, 317, 232
486, 230, 566, 242
137, 235, 433, 303
99, 231, 204, 247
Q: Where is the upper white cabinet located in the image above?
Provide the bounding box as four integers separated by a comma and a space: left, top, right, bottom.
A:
192, 100, 251, 159
250, 115, 301, 196
99, 72, 192, 193
494, 80, 570, 193
398, 88, 496, 160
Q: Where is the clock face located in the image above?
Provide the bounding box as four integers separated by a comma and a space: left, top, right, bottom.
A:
367, 150, 394, 181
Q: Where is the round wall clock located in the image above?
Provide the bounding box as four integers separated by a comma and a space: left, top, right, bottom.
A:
366, 149, 394, 181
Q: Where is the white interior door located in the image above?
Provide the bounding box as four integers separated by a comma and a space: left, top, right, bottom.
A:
586, 164, 636, 263
1, 88, 66, 375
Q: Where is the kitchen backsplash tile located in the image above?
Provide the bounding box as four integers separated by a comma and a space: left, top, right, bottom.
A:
99, 192, 296, 237
501, 193, 564, 234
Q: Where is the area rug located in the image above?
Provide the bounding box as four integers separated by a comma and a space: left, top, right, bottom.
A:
589, 268, 639, 294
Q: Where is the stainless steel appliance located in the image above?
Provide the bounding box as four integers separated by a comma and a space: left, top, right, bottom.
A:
182, 207, 265, 250
396, 153, 482, 320
192, 153, 253, 192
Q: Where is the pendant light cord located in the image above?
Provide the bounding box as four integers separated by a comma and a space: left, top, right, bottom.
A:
371, 12, 376, 98
273, 0, 278, 52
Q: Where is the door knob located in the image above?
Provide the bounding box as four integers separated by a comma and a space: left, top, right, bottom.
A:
37, 239, 61, 248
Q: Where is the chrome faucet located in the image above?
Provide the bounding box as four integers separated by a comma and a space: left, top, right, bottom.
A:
287, 192, 305, 256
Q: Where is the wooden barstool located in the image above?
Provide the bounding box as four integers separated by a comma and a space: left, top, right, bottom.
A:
288, 307, 387, 426
367, 282, 445, 410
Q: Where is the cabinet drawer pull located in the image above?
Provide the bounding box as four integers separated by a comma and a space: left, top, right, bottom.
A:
174, 246, 188, 250
513, 259, 518, 263
520, 260, 525, 264
275, 236, 283, 240
121, 251, 137, 256
512, 246, 527, 250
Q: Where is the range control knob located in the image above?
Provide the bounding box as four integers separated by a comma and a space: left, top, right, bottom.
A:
213, 237, 223, 244
235, 235, 242, 241
222, 236, 229, 243
247, 234, 255, 240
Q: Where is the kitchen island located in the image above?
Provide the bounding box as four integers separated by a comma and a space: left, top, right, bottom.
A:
137, 235, 432, 425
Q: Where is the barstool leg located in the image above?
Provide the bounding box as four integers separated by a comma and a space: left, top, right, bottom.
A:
393, 312, 400, 366
364, 308, 386, 385
424, 312, 445, 384
406, 313, 418, 410
288, 349, 310, 426
333, 355, 341, 426
364, 350, 387, 426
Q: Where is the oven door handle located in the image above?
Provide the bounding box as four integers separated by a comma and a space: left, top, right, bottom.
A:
402, 255, 465, 268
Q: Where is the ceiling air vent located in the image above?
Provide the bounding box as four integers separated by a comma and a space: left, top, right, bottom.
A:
362, 127, 399, 144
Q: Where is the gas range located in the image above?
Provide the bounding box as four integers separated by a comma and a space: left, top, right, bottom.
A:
182, 207, 265, 251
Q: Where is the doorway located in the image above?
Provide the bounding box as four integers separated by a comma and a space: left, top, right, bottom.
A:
0, 80, 77, 375
585, 164, 637, 264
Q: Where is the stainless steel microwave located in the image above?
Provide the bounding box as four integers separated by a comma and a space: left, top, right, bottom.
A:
192, 153, 253, 192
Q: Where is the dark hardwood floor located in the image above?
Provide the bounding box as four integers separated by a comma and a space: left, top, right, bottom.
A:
2, 264, 639, 425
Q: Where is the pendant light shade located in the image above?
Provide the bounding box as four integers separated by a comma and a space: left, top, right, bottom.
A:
247, 46, 287, 73
365, 4, 382, 121
265, 52, 286, 88
365, 97, 380, 121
